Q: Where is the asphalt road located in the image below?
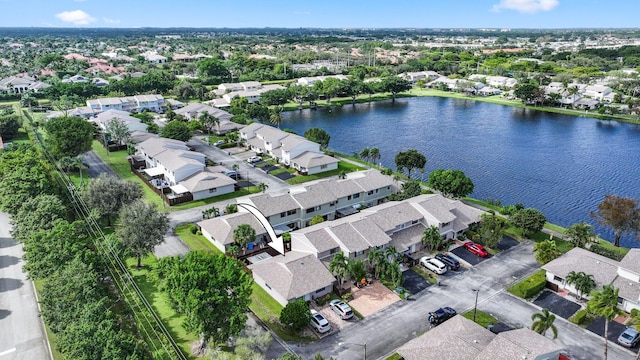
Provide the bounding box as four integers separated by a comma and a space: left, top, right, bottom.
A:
83, 150, 118, 178
0, 212, 49, 360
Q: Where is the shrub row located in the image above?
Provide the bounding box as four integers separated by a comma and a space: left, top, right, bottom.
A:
508, 269, 547, 299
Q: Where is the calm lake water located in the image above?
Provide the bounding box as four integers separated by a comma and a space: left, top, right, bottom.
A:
281, 97, 640, 248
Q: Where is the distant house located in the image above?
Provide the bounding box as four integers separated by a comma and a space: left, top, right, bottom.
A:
397, 315, 567, 360
469, 74, 518, 89
198, 212, 270, 253
0, 75, 50, 93
543, 247, 640, 312
141, 51, 167, 64
171, 167, 236, 201
213, 82, 286, 107
92, 78, 110, 87
173, 103, 240, 134
584, 85, 613, 101
62, 75, 88, 83
86, 94, 165, 113
297, 75, 348, 86
404, 71, 441, 83
93, 109, 148, 134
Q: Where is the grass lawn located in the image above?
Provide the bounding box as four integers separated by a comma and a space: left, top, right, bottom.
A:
462, 309, 498, 328
385, 354, 404, 360
286, 161, 366, 185
170, 187, 259, 210
174, 223, 222, 254
91, 141, 166, 209
126, 256, 197, 359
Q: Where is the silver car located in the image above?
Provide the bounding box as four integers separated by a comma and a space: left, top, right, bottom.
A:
329, 299, 354, 320
618, 327, 640, 347
310, 309, 331, 333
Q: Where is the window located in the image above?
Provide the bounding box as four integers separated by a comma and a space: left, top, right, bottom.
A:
306, 208, 315, 214
280, 212, 286, 218
330, 248, 338, 254
353, 193, 360, 199
287, 209, 296, 216
329, 201, 336, 207
553, 275, 563, 283
367, 190, 374, 195
320, 164, 328, 169
357, 250, 365, 256
209, 188, 217, 193
347, 195, 352, 200
315, 288, 324, 294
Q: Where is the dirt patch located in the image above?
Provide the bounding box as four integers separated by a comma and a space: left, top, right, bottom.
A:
348, 281, 401, 317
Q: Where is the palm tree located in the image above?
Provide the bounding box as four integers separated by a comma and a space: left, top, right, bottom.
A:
421, 225, 444, 252
367, 248, 388, 279
337, 170, 347, 180
269, 110, 282, 129
587, 285, 623, 360
369, 147, 381, 166
199, 110, 219, 144
563, 222, 595, 248
384, 245, 401, 264
258, 182, 268, 193
69, 155, 89, 185
531, 308, 558, 339
565, 271, 596, 300
329, 253, 349, 286
567, 85, 580, 108
233, 224, 256, 254
359, 147, 370, 163
533, 240, 560, 264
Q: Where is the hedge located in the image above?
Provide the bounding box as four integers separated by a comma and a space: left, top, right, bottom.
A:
507, 269, 547, 299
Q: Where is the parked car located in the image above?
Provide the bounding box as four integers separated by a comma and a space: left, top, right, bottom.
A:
428, 307, 457, 326
247, 155, 262, 163
310, 309, 331, 333
223, 170, 239, 179
463, 241, 488, 257
435, 253, 460, 271
419, 256, 448, 275
329, 299, 354, 320
618, 327, 640, 347
213, 140, 225, 147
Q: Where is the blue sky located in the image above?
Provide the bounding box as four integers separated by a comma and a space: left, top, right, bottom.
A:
0, 0, 636, 29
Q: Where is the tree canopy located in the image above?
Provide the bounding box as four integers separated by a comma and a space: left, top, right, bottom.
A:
394, 149, 426, 178
303, 128, 331, 148
380, 76, 412, 101
428, 169, 474, 198
116, 199, 169, 267
157, 251, 252, 353
279, 299, 311, 331
160, 120, 192, 142
591, 194, 640, 247
83, 173, 143, 226
510, 207, 546, 237
44, 116, 95, 158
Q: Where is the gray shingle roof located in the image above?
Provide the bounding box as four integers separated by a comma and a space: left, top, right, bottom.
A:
294, 227, 339, 254
363, 201, 424, 232
248, 251, 336, 300
291, 182, 336, 209
542, 247, 619, 288
291, 151, 339, 168
179, 168, 236, 193
241, 193, 299, 218
475, 328, 563, 360
620, 249, 640, 275
327, 223, 370, 253
198, 212, 266, 246
350, 218, 391, 247
612, 276, 640, 304
350, 169, 394, 191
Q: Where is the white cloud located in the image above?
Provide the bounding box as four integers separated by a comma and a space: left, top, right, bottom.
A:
55, 10, 96, 25
103, 17, 121, 24
492, 0, 559, 13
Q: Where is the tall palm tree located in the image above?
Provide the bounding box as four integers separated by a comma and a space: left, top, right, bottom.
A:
329, 253, 349, 286
565, 271, 596, 300
563, 222, 595, 248
199, 110, 219, 144
359, 147, 370, 163
587, 285, 623, 360
258, 182, 268, 193
531, 308, 558, 339
367, 248, 387, 279
69, 155, 89, 185
269, 110, 282, 129
384, 245, 401, 264
369, 147, 381, 166
567, 85, 580, 107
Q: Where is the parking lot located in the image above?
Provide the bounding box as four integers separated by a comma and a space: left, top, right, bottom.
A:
402, 269, 432, 294
450, 245, 491, 266
533, 290, 581, 319
497, 235, 520, 251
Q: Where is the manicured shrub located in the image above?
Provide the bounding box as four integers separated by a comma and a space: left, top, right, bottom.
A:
589, 244, 625, 261
507, 269, 547, 299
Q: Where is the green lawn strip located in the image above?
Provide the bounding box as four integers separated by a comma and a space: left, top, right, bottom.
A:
33, 280, 64, 360
285, 162, 366, 185
170, 187, 258, 210
174, 223, 222, 254
384, 353, 403, 360
462, 309, 498, 328
507, 269, 547, 300
410, 265, 438, 285
126, 256, 198, 359
90, 141, 165, 209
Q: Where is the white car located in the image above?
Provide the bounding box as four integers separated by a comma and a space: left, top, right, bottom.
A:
420, 256, 448, 275
213, 140, 225, 147
329, 299, 354, 320
310, 309, 331, 333
247, 156, 262, 163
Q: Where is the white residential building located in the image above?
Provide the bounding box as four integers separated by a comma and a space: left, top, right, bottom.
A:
86, 94, 165, 113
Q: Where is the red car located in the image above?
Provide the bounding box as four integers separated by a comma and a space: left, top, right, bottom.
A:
463, 241, 488, 257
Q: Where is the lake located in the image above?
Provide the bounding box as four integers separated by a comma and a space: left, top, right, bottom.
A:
281, 97, 640, 248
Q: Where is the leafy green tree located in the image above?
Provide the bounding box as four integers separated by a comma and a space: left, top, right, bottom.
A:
0, 160, 55, 215
367, 247, 387, 279
157, 251, 252, 353
40, 258, 106, 333
22, 219, 95, 280
510, 208, 546, 237
476, 211, 505, 249
116, 200, 169, 267
279, 299, 311, 331
421, 225, 444, 252
587, 285, 623, 360
0, 114, 21, 139
260, 88, 290, 109
247, 104, 271, 123
104, 117, 131, 146
530, 308, 558, 339
233, 223, 256, 253
380, 76, 412, 101
197, 58, 230, 80
329, 252, 349, 286
348, 258, 366, 282
226, 203, 238, 214
10, 193, 67, 242
563, 222, 595, 248
320, 77, 342, 105
565, 271, 596, 300
533, 239, 560, 264
428, 169, 474, 198
83, 174, 143, 226
395, 149, 426, 178
304, 128, 331, 148
591, 194, 640, 247
514, 83, 539, 104
44, 116, 95, 158
161, 120, 192, 142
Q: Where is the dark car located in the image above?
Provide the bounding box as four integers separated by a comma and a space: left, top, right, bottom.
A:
435, 253, 460, 271
428, 307, 457, 326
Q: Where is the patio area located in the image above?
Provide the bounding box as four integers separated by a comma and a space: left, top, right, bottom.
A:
347, 281, 401, 318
